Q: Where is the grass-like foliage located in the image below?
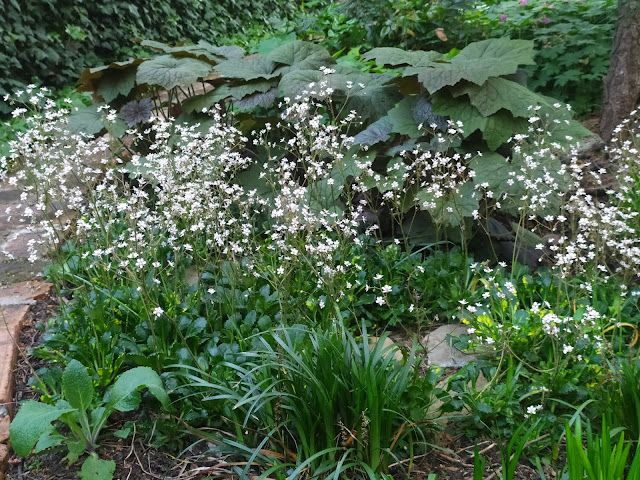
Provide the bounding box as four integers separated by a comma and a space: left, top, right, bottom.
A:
565, 417, 640, 480
178, 322, 438, 477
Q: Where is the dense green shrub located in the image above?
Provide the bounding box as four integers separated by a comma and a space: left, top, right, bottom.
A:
0, 0, 297, 111
297, 0, 616, 114
481, 0, 616, 114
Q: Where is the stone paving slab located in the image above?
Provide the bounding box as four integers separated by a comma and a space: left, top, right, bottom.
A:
0, 305, 30, 418
0, 261, 47, 286
0, 282, 52, 479
0, 443, 8, 480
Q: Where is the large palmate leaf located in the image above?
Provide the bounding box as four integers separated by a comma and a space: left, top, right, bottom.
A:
96, 67, 137, 102
482, 110, 527, 151
278, 69, 324, 99
404, 38, 535, 94
378, 158, 408, 192
430, 91, 487, 139
305, 154, 364, 220
68, 105, 128, 137
338, 74, 401, 121
353, 116, 393, 146
470, 151, 568, 216
235, 88, 279, 110
388, 96, 422, 138
76, 59, 146, 93
413, 96, 449, 131
268, 40, 335, 76
454, 77, 554, 118
141, 40, 244, 63
214, 56, 279, 81
362, 48, 444, 67
136, 55, 212, 90
182, 81, 276, 113
181, 88, 229, 113
68, 105, 107, 136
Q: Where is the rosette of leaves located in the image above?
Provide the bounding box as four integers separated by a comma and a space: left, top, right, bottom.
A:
10, 360, 171, 480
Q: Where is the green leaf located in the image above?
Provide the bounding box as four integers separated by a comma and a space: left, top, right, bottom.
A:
182, 88, 229, 113
67, 105, 106, 136
65, 438, 86, 465
76, 59, 147, 94
62, 360, 94, 412
431, 91, 486, 139
141, 40, 244, 63
511, 222, 544, 248
353, 116, 393, 146
470, 151, 567, 216
482, 110, 525, 151
34, 432, 66, 453
278, 69, 324, 99
226, 80, 273, 98
404, 38, 535, 94
214, 56, 278, 81
342, 80, 401, 121
96, 67, 137, 103
400, 210, 437, 245
234, 162, 273, 198
78, 454, 116, 480
379, 158, 408, 192
235, 88, 279, 110
456, 77, 553, 118
9, 401, 75, 457
65, 25, 88, 41
105, 366, 170, 413
361, 48, 444, 67
268, 40, 335, 75
256, 33, 297, 55
388, 96, 422, 138
136, 55, 212, 90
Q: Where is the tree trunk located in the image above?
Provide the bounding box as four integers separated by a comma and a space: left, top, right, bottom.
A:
600, 0, 640, 143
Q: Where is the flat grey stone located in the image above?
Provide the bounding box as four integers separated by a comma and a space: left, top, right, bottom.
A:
0, 296, 36, 306
424, 324, 478, 368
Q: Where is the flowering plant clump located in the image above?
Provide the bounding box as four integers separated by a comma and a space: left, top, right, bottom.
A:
4, 74, 640, 476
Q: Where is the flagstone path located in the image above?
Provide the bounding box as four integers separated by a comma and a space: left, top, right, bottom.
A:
0, 182, 53, 480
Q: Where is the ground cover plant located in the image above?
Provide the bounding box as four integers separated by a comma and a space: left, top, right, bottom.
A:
2, 20, 640, 480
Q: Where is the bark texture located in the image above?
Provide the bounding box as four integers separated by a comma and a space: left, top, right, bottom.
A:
600, 0, 640, 143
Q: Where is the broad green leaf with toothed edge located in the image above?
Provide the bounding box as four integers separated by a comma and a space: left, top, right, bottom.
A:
404, 38, 535, 94
136, 55, 212, 90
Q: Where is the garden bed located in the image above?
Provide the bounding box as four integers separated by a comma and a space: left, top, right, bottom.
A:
7, 298, 558, 480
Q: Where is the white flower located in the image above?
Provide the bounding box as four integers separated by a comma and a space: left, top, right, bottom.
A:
527, 404, 543, 415
375, 296, 386, 306
152, 307, 164, 318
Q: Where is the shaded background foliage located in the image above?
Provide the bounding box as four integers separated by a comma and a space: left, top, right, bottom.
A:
0, 0, 297, 111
